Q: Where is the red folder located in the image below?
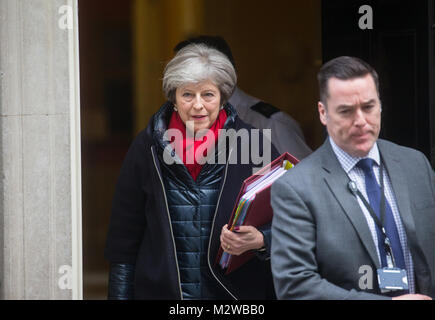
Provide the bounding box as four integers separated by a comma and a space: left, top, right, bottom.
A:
215, 152, 299, 274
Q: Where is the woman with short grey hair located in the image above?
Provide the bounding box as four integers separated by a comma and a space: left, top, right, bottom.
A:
163, 43, 237, 105
105, 43, 278, 300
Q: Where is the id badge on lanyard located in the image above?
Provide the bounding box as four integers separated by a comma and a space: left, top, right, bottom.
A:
348, 160, 408, 293
376, 237, 408, 293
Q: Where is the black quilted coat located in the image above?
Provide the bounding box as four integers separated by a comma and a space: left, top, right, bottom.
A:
104, 102, 279, 299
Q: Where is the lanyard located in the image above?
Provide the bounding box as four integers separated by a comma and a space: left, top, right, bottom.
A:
348, 160, 397, 268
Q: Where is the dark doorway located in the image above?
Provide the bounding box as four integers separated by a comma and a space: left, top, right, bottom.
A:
79, 0, 134, 299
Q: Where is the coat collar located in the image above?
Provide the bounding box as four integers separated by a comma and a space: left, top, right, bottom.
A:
149, 101, 239, 185
151, 101, 238, 154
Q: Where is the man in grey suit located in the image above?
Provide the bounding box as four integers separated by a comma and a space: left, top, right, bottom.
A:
271, 56, 435, 300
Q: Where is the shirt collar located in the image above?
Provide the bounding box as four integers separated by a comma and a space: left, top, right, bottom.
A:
329, 136, 380, 174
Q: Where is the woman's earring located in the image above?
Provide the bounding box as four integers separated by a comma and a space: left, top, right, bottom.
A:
220, 105, 224, 110
173, 105, 178, 112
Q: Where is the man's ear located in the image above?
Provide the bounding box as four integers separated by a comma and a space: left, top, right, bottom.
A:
318, 101, 328, 126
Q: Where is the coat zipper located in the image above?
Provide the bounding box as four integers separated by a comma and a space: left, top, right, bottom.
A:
207, 148, 238, 300
151, 146, 183, 300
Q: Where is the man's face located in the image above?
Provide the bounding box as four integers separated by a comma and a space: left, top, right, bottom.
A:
318, 74, 381, 157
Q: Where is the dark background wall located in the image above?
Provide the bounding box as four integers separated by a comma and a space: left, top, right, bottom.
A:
322, 0, 435, 167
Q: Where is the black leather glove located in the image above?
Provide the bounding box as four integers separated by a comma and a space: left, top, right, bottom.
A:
107, 263, 135, 300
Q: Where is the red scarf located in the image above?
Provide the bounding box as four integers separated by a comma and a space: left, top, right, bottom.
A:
168, 109, 227, 181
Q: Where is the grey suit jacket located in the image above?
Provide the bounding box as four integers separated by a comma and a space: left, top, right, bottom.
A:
271, 139, 435, 300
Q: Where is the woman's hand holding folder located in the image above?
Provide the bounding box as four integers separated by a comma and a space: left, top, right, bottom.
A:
219, 224, 265, 256
216, 152, 299, 273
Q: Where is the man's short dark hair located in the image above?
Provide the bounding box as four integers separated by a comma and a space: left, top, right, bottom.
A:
317, 56, 380, 104
174, 35, 236, 69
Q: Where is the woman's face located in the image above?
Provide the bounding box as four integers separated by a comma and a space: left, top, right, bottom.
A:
174, 80, 221, 134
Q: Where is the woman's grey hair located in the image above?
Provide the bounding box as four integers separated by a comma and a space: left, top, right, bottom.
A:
162, 43, 237, 104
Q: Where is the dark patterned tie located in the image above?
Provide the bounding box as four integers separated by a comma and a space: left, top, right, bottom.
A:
356, 158, 406, 270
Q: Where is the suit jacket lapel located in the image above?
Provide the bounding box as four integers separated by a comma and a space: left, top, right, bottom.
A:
377, 140, 417, 243
378, 140, 430, 292
320, 140, 381, 269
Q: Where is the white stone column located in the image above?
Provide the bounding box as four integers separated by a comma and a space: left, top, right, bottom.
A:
0, 0, 82, 299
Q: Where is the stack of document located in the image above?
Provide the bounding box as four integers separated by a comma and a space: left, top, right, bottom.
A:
216, 152, 299, 274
